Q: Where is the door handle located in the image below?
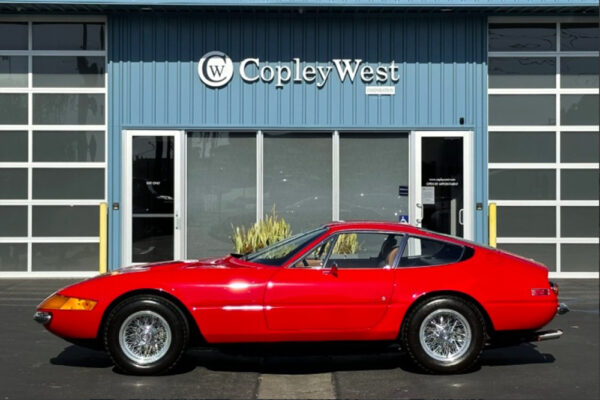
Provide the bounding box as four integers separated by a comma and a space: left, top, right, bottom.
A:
459, 209, 464, 226
416, 203, 423, 226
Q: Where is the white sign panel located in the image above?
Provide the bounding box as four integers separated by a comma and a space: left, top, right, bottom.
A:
422, 186, 435, 205
365, 86, 395, 95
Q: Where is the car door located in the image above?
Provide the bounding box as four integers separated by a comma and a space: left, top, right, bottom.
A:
264, 231, 400, 332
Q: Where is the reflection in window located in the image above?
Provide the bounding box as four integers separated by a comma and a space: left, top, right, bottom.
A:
33, 56, 106, 88
0, 94, 27, 125
489, 95, 555, 125
329, 232, 403, 269
488, 57, 555, 88
489, 132, 555, 163
33, 23, 105, 50
489, 169, 555, 200
32, 243, 98, 271
400, 236, 465, 267
489, 24, 556, 52
264, 132, 332, 232
561, 95, 599, 126
561, 23, 599, 52
497, 207, 556, 238
0, 23, 27, 50
0, 131, 28, 162
561, 57, 599, 89
33, 94, 105, 125
186, 132, 256, 258
0, 56, 28, 87
33, 131, 104, 162
340, 133, 409, 222
498, 244, 556, 271
32, 168, 104, 200
0, 244, 27, 271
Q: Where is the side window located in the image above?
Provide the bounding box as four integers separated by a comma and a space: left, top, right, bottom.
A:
399, 236, 465, 267
293, 237, 334, 268
328, 232, 403, 269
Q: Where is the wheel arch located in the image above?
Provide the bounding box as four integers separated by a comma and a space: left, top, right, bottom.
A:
399, 290, 495, 339
98, 289, 205, 346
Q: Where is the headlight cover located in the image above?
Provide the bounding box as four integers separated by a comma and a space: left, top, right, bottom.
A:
38, 294, 97, 311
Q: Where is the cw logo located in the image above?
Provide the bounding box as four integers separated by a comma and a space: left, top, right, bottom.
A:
197, 51, 234, 88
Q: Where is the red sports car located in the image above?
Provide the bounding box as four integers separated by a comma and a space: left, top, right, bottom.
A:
34, 221, 568, 375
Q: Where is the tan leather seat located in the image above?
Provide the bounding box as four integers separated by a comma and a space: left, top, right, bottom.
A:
386, 247, 399, 266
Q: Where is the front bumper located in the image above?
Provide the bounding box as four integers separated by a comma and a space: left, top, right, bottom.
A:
33, 311, 52, 325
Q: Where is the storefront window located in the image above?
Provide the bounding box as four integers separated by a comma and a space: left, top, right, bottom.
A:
489, 24, 556, 52
0, 56, 28, 87
186, 132, 257, 258
488, 57, 555, 88
489, 132, 555, 163
339, 132, 409, 222
0, 23, 27, 50
489, 95, 555, 125
264, 132, 332, 233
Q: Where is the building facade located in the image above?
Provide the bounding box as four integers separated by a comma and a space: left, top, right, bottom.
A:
0, 1, 597, 278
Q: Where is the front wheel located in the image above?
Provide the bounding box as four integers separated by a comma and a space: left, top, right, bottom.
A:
104, 295, 189, 375
401, 296, 485, 374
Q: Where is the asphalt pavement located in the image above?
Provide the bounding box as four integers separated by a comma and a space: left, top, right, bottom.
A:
0, 278, 598, 400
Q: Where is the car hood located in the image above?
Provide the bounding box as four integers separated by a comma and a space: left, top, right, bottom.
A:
112, 255, 252, 274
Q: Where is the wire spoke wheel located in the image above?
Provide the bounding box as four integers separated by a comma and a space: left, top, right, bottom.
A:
118, 310, 172, 365
418, 308, 472, 363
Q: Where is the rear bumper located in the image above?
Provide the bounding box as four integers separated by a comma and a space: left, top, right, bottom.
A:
557, 303, 570, 315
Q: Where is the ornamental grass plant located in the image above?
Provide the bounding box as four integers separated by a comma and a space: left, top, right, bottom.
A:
231, 206, 291, 254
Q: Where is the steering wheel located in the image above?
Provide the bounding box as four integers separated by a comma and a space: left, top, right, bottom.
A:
302, 258, 309, 267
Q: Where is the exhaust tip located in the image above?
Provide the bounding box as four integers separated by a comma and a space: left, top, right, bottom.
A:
536, 329, 563, 341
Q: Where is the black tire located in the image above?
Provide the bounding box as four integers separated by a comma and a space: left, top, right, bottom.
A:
401, 296, 485, 374
103, 295, 189, 375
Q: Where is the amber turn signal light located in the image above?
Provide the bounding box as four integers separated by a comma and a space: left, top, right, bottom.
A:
39, 294, 97, 311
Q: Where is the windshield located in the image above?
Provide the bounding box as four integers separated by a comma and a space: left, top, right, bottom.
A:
244, 227, 327, 266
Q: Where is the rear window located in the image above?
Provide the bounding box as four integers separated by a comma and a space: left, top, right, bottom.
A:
399, 236, 468, 267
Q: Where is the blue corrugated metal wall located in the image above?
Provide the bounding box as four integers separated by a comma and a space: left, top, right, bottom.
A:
107, 12, 488, 269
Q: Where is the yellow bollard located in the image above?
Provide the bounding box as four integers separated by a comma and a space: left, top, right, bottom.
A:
99, 202, 108, 273
489, 203, 497, 248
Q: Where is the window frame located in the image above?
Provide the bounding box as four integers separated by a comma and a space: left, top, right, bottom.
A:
0, 15, 107, 274
488, 17, 599, 276
289, 229, 407, 270
399, 234, 469, 269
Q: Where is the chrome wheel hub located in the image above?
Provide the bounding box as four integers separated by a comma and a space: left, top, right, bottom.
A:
118, 310, 172, 365
419, 308, 472, 362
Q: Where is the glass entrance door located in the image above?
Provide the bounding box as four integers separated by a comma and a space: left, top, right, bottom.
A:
412, 131, 473, 239
123, 131, 183, 265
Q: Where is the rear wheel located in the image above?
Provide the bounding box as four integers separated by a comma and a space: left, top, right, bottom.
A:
104, 295, 189, 375
402, 296, 485, 374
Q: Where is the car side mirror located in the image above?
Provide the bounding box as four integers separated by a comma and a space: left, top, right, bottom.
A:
323, 262, 339, 277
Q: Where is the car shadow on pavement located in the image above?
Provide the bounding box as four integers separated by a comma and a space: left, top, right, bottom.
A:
51, 345, 113, 368
480, 343, 556, 366
49, 341, 555, 376
185, 342, 555, 375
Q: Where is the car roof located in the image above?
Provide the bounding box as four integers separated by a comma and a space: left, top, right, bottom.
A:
322, 220, 482, 248
324, 220, 424, 234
